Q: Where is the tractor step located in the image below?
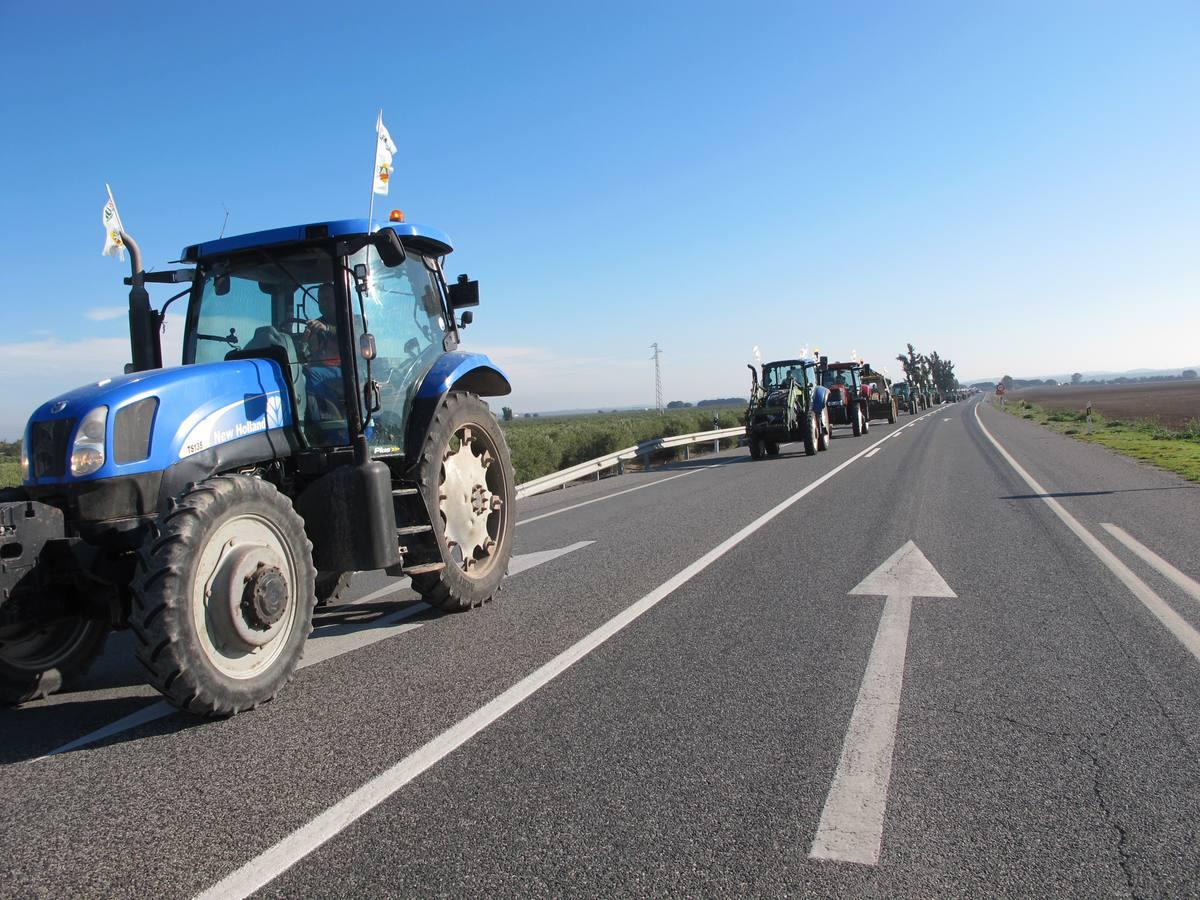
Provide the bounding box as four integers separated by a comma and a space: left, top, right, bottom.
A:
396, 524, 433, 536
403, 562, 446, 575
391, 487, 420, 497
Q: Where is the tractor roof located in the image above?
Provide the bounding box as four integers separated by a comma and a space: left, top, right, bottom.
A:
181, 218, 453, 263
764, 357, 817, 368
824, 361, 860, 369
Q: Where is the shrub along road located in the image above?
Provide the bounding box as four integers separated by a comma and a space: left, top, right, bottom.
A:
3, 398, 1199, 897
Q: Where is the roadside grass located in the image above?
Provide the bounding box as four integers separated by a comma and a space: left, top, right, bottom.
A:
996, 398, 1200, 482
0, 461, 20, 489
502, 405, 745, 483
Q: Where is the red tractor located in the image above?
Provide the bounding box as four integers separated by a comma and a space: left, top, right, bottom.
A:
817, 357, 871, 437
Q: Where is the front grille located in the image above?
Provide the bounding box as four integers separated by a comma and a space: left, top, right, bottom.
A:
30, 418, 75, 479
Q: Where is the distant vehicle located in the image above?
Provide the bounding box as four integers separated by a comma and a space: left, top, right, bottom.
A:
892, 381, 918, 414
818, 358, 870, 436
858, 364, 898, 424
744, 358, 830, 458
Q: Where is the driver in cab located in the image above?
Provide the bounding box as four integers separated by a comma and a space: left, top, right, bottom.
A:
303, 284, 340, 366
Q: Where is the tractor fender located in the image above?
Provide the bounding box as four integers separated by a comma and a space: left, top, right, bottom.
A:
811, 384, 829, 415
414, 352, 511, 400
404, 352, 512, 470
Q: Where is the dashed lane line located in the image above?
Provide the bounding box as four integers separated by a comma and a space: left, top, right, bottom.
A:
1102, 524, 1200, 604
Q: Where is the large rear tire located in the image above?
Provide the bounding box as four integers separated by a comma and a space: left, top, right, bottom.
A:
852, 404, 863, 436
0, 615, 108, 705
802, 412, 818, 456
410, 392, 515, 612
887, 400, 897, 424
130, 474, 317, 717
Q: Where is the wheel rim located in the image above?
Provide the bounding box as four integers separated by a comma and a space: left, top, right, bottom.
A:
0, 617, 94, 674
439, 422, 507, 578
191, 513, 299, 680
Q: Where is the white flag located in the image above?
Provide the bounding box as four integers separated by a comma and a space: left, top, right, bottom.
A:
373, 111, 397, 196
102, 184, 125, 261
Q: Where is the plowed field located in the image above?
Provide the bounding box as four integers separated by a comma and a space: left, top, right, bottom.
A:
1011, 382, 1200, 429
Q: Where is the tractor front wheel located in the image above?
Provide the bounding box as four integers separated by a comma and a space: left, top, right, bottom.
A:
802, 412, 818, 456
817, 410, 831, 451
0, 615, 108, 705
411, 392, 515, 612
131, 474, 317, 717
749, 436, 764, 460
852, 404, 864, 436
765, 441, 780, 456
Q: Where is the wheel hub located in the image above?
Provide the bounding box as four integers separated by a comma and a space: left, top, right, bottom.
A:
240, 564, 288, 630
439, 425, 501, 570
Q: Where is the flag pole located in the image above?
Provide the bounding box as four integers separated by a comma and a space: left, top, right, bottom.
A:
367, 109, 380, 232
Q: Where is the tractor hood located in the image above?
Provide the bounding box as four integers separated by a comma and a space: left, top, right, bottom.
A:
23, 359, 293, 487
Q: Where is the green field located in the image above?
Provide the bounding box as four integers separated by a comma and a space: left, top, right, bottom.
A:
998, 397, 1200, 482
0, 461, 20, 489
502, 406, 745, 483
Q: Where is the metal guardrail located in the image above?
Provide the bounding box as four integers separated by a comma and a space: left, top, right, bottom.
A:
515, 426, 745, 500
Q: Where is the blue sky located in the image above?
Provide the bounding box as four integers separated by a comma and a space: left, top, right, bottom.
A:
0, 1, 1196, 433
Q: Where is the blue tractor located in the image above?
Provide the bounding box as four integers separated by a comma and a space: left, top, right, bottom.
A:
0, 217, 515, 715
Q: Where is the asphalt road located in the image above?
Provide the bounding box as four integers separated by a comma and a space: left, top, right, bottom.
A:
4, 396, 1200, 898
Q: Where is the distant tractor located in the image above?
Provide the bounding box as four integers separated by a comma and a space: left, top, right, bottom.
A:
744, 358, 830, 458
858, 364, 898, 424
0, 216, 515, 715
892, 381, 918, 415
818, 357, 871, 437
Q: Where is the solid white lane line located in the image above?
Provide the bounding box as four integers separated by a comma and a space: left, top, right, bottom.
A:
517, 464, 726, 527
865, 447, 882, 458
810, 593, 911, 865
974, 404, 1200, 662
1102, 524, 1200, 604
39, 543, 596, 761
196, 418, 926, 900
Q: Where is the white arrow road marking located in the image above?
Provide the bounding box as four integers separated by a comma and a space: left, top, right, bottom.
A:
810, 541, 955, 866
35, 542, 594, 761
1101, 524, 1200, 604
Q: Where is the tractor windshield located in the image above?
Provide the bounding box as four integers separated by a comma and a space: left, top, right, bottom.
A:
821, 368, 859, 389
762, 363, 810, 391
185, 245, 351, 447
345, 245, 449, 455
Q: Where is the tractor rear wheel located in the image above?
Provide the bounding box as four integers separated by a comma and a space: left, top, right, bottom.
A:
0, 615, 108, 705
817, 410, 831, 451
861, 402, 870, 433
130, 474, 317, 717
887, 400, 897, 424
411, 392, 515, 612
852, 404, 864, 436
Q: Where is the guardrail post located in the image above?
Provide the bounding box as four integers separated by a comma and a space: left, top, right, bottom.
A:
683, 446, 690, 461
617, 460, 625, 476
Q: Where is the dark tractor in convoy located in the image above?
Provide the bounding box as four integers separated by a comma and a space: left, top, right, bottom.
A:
0, 216, 515, 715
745, 358, 830, 458
818, 357, 871, 437
891, 381, 918, 415
858, 364, 898, 424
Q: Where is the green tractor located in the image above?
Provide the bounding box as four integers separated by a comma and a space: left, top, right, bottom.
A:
744, 358, 830, 459
891, 381, 918, 415
858, 363, 898, 424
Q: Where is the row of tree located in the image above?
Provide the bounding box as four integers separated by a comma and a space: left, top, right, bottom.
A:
895, 344, 958, 393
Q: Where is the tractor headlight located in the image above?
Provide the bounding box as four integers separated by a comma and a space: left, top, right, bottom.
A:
70, 406, 109, 477
19, 440, 29, 482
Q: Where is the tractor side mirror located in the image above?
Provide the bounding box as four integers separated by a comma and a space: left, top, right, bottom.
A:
448, 274, 479, 309
373, 228, 406, 267
458, 310, 474, 329
359, 332, 377, 360
215, 274, 230, 296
